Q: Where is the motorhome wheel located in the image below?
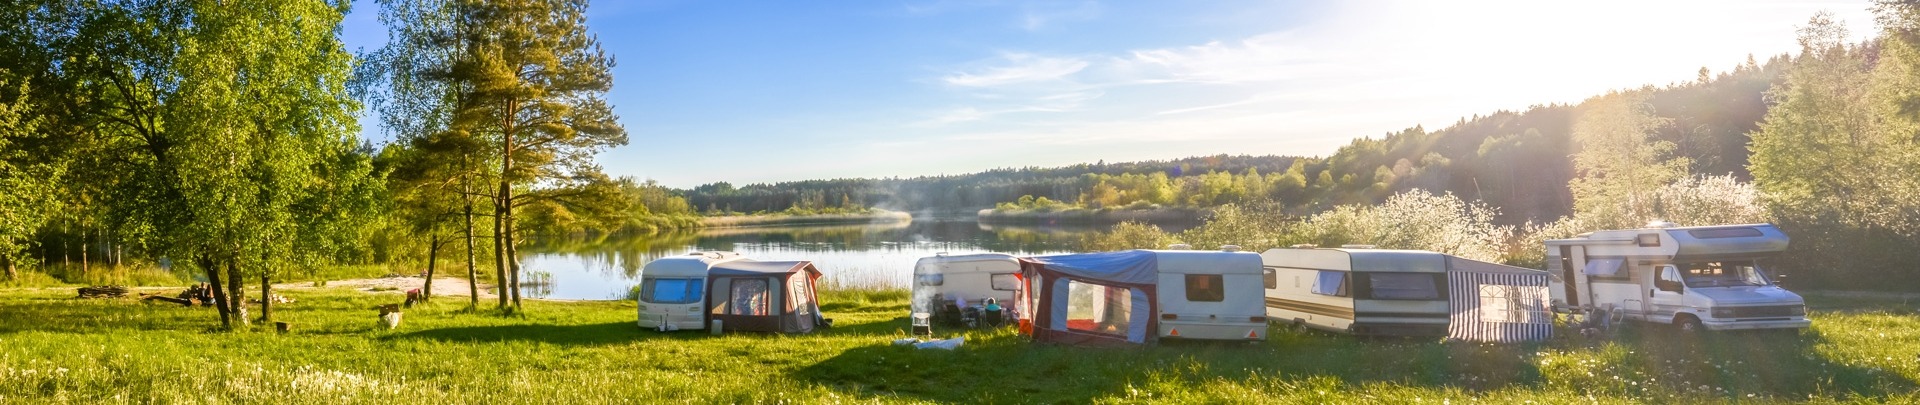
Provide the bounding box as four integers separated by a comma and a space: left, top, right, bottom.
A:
1674, 315, 1703, 334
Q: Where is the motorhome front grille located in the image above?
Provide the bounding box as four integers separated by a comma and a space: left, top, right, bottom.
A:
1725, 305, 1801, 318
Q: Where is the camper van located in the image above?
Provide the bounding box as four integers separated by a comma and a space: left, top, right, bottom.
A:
1016, 249, 1267, 345
912, 253, 1022, 327
1260, 248, 1555, 341
1546, 223, 1810, 332
637, 251, 744, 331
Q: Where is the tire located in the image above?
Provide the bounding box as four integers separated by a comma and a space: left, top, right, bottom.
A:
1674, 315, 1704, 334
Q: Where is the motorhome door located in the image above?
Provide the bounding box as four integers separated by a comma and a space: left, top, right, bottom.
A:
1648, 265, 1685, 322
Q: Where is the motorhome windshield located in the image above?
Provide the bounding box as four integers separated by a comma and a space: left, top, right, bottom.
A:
641, 278, 705, 304
1680, 260, 1770, 288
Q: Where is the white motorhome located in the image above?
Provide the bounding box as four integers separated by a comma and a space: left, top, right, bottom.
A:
912, 253, 1023, 326
637, 251, 744, 331
1152, 250, 1268, 341
1546, 223, 1810, 332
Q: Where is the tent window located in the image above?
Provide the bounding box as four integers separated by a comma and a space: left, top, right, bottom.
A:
1311, 271, 1348, 297
1185, 274, 1224, 302
1478, 285, 1545, 323
1065, 280, 1131, 337
1367, 273, 1439, 300
727, 278, 771, 316
990, 274, 1020, 291
640, 278, 703, 304
915, 274, 944, 286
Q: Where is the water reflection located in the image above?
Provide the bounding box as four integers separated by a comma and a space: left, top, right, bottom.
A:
518, 220, 1097, 300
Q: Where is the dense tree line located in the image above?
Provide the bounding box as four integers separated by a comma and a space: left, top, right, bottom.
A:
681, 155, 1300, 214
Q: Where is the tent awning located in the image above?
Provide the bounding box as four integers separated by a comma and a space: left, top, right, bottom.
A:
1021, 250, 1158, 285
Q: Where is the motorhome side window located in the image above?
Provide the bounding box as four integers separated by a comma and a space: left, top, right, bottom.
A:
1185, 274, 1224, 302
915, 274, 943, 286
641, 278, 703, 304
1310, 271, 1348, 297
989, 274, 1020, 291
1680, 260, 1770, 288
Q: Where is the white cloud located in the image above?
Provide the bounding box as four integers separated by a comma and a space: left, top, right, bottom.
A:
942, 53, 1091, 87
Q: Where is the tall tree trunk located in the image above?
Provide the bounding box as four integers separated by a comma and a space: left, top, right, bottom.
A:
202, 256, 231, 328
493, 193, 510, 309
4, 255, 15, 281
226, 260, 248, 327
507, 224, 521, 309
424, 234, 438, 301
80, 227, 88, 275
260, 274, 272, 323
464, 196, 479, 308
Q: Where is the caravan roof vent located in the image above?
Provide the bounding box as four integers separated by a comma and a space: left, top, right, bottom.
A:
1167, 244, 1193, 250
1340, 244, 1378, 249
1220, 245, 1242, 252
1645, 220, 1677, 229
1290, 244, 1319, 249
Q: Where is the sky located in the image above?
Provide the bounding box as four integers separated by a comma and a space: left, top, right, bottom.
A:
341, 0, 1875, 188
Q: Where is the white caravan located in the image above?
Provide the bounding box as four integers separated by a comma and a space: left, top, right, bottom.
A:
912, 253, 1023, 325
1260, 248, 1452, 336
1546, 223, 1810, 332
637, 251, 745, 331
1152, 250, 1268, 341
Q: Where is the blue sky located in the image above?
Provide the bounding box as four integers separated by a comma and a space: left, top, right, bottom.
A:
341, 0, 1873, 188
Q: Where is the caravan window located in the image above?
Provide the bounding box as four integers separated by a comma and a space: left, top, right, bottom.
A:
1366, 273, 1440, 300
990, 274, 1021, 291
1263, 268, 1277, 289
915, 274, 944, 286
1185, 274, 1224, 302
641, 278, 703, 304
1311, 271, 1348, 297
1065, 280, 1132, 337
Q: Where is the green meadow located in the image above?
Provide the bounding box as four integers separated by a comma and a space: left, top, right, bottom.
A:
1, 287, 1915, 404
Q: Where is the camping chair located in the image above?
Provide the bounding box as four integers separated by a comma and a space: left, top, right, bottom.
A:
939, 302, 965, 327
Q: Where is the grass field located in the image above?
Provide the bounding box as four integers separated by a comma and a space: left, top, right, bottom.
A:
1, 287, 1916, 404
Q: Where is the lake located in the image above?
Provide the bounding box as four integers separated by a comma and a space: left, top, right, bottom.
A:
517, 220, 1116, 300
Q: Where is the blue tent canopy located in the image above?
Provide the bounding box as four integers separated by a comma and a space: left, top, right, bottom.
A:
1023, 250, 1159, 285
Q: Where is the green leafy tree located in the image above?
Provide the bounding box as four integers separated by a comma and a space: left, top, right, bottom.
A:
1569, 90, 1687, 229
443, 0, 628, 309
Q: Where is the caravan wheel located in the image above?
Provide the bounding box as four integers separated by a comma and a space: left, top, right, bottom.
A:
1290, 319, 1308, 334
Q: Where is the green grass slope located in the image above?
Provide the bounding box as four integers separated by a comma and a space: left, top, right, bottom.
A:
0, 287, 1915, 403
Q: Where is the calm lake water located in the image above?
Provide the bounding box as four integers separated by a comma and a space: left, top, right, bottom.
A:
517, 220, 1121, 300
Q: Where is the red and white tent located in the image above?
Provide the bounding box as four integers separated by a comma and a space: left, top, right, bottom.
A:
1017, 250, 1160, 346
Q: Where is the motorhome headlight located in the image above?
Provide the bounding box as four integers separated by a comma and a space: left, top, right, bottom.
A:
1791, 305, 1807, 316
1711, 307, 1737, 318
637, 304, 647, 311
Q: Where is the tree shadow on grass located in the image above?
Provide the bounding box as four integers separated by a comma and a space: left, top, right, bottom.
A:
382, 321, 698, 346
